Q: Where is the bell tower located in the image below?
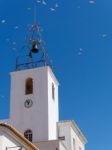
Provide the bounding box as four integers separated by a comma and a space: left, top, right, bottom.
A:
9, 24, 59, 142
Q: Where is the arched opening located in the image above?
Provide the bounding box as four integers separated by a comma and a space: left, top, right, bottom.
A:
52, 83, 55, 100
24, 129, 33, 142
25, 78, 33, 95
73, 138, 76, 150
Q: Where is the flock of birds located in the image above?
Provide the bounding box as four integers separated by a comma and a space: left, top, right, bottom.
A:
0, 1, 60, 55
0, 0, 97, 25
0, 0, 108, 58
36, 0, 59, 11
27, 0, 59, 12
0, 0, 96, 25
0, 0, 109, 98
0, 0, 96, 26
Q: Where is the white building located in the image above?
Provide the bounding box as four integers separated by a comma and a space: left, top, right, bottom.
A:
8, 65, 87, 150
0, 24, 87, 150
0, 123, 38, 150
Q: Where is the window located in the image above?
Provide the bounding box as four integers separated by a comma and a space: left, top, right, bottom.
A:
25, 78, 33, 94
24, 129, 33, 142
73, 138, 76, 150
52, 83, 55, 100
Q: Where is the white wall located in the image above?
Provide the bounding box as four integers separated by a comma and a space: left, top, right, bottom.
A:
57, 121, 85, 150
47, 67, 59, 140
59, 141, 68, 150
10, 66, 59, 142
35, 140, 59, 150
0, 134, 3, 149
0, 131, 24, 150
34, 140, 67, 150
70, 128, 84, 150
58, 122, 71, 150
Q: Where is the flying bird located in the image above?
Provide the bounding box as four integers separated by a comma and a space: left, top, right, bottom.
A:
101, 34, 107, 38
50, 7, 55, 11
78, 51, 82, 55
36, 0, 41, 3
79, 48, 83, 51
0, 94, 5, 99
42, 0, 47, 5
55, 3, 59, 8
6, 38, 10, 42
89, 0, 95, 4
77, 48, 84, 55
77, 6, 81, 9
12, 42, 16, 45
1, 20, 6, 24
12, 47, 17, 51
14, 26, 19, 29
27, 7, 32, 10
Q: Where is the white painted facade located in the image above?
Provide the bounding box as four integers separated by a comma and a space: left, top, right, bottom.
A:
0, 124, 36, 150
0, 65, 88, 150
9, 66, 59, 142
0, 134, 25, 150
57, 121, 87, 150
34, 140, 68, 150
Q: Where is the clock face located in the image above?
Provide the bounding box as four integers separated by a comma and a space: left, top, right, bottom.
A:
24, 99, 33, 108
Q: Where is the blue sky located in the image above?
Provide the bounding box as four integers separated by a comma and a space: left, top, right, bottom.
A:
0, 0, 112, 149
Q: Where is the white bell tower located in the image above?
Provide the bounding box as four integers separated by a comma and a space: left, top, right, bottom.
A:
9, 24, 59, 142
10, 66, 59, 142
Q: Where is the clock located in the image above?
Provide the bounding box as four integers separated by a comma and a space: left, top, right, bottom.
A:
24, 99, 33, 108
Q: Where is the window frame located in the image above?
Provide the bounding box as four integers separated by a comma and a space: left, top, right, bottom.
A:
24, 129, 33, 142
25, 78, 33, 95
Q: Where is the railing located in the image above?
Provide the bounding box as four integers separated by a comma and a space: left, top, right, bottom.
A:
16, 59, 48, 71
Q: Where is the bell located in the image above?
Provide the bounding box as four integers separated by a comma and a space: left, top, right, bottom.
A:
31, 41, 39, 53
